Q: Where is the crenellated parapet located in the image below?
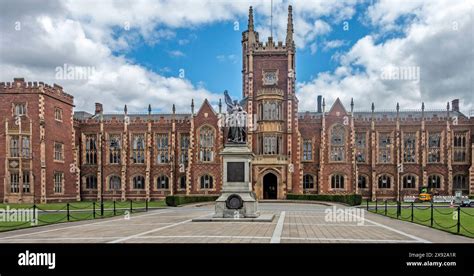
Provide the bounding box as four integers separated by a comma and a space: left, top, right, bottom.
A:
1, 78, 74, 105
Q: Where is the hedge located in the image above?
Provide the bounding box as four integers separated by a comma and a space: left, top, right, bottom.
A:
286, 193, 362, 206
166, 195, 219, 207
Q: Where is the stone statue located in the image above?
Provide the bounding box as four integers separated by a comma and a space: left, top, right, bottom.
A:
224, 90, 248, 144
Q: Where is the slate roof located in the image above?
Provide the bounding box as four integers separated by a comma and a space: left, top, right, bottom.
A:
74, 112, 191, 121
298, 110, 466, 120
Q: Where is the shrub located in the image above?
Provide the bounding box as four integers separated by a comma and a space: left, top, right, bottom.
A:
166, 195, 219, 207
286, 193, 362, 206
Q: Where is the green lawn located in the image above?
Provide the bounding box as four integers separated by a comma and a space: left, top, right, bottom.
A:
360, 201, 450, 206
0, 200, 166, 232
0, 200, 166, 210
368, 205, 474, 238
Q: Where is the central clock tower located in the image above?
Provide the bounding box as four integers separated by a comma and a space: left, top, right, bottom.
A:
241, 6, 301, 199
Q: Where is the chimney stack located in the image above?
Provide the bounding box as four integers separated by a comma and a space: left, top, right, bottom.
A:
317, 95, 322, 113
451, 99, 459, 112
95, 103, 103, 115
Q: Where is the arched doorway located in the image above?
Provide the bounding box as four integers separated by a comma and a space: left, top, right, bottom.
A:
263, 173, 277, 199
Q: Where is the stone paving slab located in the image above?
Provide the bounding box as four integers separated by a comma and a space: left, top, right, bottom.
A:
0, 203, 471, 243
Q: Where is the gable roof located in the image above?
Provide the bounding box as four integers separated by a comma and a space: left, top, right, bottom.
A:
328, 97, 348, 115
196, 98, 218, 116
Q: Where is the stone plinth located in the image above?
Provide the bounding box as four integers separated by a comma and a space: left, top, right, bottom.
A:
213, 144, 259, 218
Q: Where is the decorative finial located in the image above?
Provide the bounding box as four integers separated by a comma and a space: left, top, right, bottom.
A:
350, 98, 354, 113
124, 104, 127, 114
422, 102, 425, 111
218, 98, 222, 113
172, 104, 176, 114
322, 98, 326, 112
148, 104, 151, 115
191, 99, 194, 114
371, 102, 375, 112
447, 102, 450, 111
286, 5, 294, 46
248, 6, 254, 32
396, 102, 399, 111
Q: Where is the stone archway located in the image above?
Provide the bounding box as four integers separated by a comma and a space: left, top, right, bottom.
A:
263, 172, 278, 199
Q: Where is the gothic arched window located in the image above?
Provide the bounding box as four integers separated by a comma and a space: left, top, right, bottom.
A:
331, 174, 344, 189
109, 175, 121, 190
378, 175, 391, 189
303, 174, 314, 190
199, 126, 214, 162
85, 175, 97, 190
453, 174, 468, 194
132, 134, 145, 164
157, 175, 169, 189
358, 175, 367, 189
132, 175, 145, 189
428, 175, 441, 189
402, 174, 416, 189
330, 125, 345, 162
200, 174, 213, 189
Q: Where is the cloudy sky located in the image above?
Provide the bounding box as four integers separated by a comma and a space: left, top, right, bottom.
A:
0, 0, 472, 114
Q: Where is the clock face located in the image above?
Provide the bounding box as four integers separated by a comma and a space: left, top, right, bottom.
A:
263, 71, 277, 85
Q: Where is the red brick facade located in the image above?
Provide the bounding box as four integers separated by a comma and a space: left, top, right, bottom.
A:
1, 6, 473, 203
0, 78, 76, 203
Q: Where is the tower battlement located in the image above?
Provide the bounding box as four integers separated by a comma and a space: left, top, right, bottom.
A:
0, 78, 74, 105
242, 5, 294, 53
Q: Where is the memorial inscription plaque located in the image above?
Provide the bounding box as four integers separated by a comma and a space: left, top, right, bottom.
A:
227, 162, 244, 182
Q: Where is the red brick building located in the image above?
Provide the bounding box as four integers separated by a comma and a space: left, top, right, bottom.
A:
1, 6, 473, 203
0, 79, 77, 203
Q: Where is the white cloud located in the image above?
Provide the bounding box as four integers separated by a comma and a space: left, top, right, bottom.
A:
322, 39, 347, 51
4, 0, 467, 116
310, 43, 318, 55
0, 0, 217, 113
297, 0, 473, 114
216, 54, 238, 64
1, 0, 358, 113
168, 50, 185, 58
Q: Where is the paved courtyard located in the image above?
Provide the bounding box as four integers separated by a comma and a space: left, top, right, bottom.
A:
0, 203, 472, 243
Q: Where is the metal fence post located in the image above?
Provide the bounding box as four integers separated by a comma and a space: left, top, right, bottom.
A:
411, 202, 414, 222
67, 203, 70, 221
93, 202, 96, 219
146, 199, 148, 212
375, 200, 378, 213
397, 201, 400, 219
430, 203, 433, 227
384, 200, 387, 216
33, 204, 36, 224
457, 206, 461, 234
130, 200, 133, 214
101, 201, 104, 217
113, 200, 116, 216
366, 198, 369, 211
